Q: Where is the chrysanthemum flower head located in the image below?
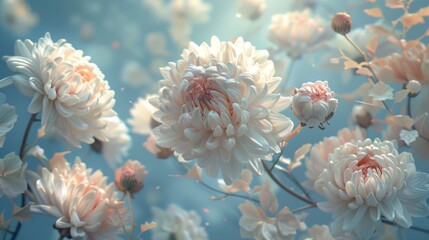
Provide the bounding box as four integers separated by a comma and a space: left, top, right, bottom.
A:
315, 139, 429, 239
291, 80, 338, 129
0, 93, 17, 147
152, 204, 208, 240
268, 9, 334, 59
151, 36, 294, 184
27, 152, 127, 240
0, 32, 117, 147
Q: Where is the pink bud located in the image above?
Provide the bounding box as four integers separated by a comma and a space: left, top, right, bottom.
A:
115, 160, 147, 195
331, 12, 352, 35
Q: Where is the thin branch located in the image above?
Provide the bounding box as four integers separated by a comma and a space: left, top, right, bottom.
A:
382, 220, 429, 234
262, 161, 316, 205
270, 151, 283, 171
342, 34, 391, 114
11, 113, 38, 240
198, 180, 260, 204
291, 204, 317, 214
282, 171, 311, 200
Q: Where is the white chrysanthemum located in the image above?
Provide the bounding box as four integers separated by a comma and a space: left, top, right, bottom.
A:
92, 117, 132, 168
0, 94, 17, 147
0, 33, 116, 147
239, 202, 306, 240
27, 152, 127, 240
304, 128, 365, 189
0, 0, 38, 35
291, 81, 338, 129
268, 9, 333, 59
0, 152, 27, 198
315, 139, 429, 239
128, 95, 159, 136
236, 0, 266, 20
152, 204, 207, 240
151, 36, 294, 184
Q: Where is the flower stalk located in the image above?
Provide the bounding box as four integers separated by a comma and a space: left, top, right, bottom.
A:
10, 113, 38, 240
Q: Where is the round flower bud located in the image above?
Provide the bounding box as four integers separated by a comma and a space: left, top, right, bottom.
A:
406, 80, 422, 97
331, 12, 351, 35
351, 105, 372, 129
291, 81, 338, 129
115, 160, 147, 195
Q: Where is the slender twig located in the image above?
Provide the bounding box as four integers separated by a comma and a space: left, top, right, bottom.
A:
282, 171, 311, 199
174, 158, 260, 203
126, 191, 136, 240
281, 124, 302, 144
198, 180, 259, 204
270, 151, 283, 171
10, 113, 38, 240
262, 161, 316, 205
382, 219, 429, 234
342, 34, 391, 114
291, 204, 317, 214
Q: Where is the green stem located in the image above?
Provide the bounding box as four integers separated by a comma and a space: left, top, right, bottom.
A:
126, 191, 136, 240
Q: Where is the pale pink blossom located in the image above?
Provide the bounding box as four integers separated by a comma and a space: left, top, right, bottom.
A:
0, 0, 38, 35
304, 128, 365, 189
291, 81, 338, 129
0, 33, 117, 147
268, 9, 334, 59
151, 36, 293, 184
115, 160, 147, 195
27, 152, 127, 240
0, 152, 27, 198
373, 43, 429, 85
315, 139, 429, 239
236, 0, 266, 20
152, 204, 208, 240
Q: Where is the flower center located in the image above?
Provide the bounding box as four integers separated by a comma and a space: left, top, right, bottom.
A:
185, 77, 232, 116
75, 64, 96, 82
354, 153, 382, 178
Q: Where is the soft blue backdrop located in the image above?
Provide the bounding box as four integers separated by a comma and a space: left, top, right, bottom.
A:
1, 0, 428, 239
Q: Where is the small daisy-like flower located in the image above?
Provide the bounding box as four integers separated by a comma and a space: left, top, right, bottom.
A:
27, 152, 127, 240
315, 139, 429, 239
0, 152, 27, 198
115, 160, 147, 195
151, 36, 293, 184
304, 128, 365, 189
152, 204, 208, 240
268, 9, 333, 59
0, 33, 117, 147
0, 94, 17, 147
91, 116, 132, 168
291, 81, 338, 129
